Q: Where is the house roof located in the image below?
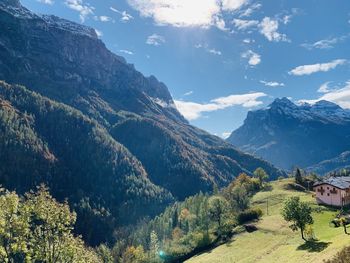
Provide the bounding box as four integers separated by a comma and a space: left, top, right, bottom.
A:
314, 177, 350, 190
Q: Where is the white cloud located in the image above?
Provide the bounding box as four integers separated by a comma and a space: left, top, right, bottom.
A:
99, 16, 112, 22
243, 38, 254, 44
146, 34, 165, 46
175, 92, 266, 120
239, 3, 261, 17
282, 15, 291, 24
259, 17, 288, 42
184, 91, 193, 96
301, 36, 346, 50
289, 59, 347, 76
195, 44, 222, 56
221, 0, 248, 11
214, 17, 228, 31
222, 132, 231, 139
242, 50, 261, 66
65, 0, 94, 22
110, 7, 134, 22
318, 81, 331, 93
232, 19, 259, 30
37, 0, 54, 5
127, 0, 247, 29
120, 11, 134, 21
119, 49, 134, 55
300, 81, 350, 109
208, 49, 222, 55
260, 80, 285, 87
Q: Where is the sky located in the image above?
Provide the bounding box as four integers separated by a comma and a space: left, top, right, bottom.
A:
22, 0, 350, 138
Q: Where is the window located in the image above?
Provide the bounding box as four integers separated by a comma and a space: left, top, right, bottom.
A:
327, 187, 329, 190
327, 193, 330, 196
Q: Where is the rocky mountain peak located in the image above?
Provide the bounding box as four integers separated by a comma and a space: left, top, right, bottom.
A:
269, 97, 296, 109
313, 100, 342, 110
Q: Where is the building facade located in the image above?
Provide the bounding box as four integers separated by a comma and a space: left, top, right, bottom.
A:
313, 177, 350, 207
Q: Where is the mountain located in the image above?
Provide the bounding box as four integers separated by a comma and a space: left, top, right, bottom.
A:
306, 151, 350, 175
0, 1, 284, 245
227, 97, 350, 171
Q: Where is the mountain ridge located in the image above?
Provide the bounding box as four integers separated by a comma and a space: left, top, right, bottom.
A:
227, 97, 350, 170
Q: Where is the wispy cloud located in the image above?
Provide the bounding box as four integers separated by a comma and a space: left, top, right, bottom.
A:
289, 59, 347, 76
110, 7, 134, 22
318, 81, 332, 93
99, 15, 112, 22
184, 91, 193, 96
175, 92, 266, 120
243, 38, 254, 44
146, 34, 165, 46
232, 19, 259, 30
127, 0, 247, 29
119, 49, 134, 55
259, 17, 289, 42
37, 0, 54, 5
260, 80, 285, 87
208, 49, 222, 55
300, 81, 350, 109
195, 44, 222, 56
301, 36, 347, 50
65, 0, 94, 22
242, 50, 261, 66
239, 3, 262, 17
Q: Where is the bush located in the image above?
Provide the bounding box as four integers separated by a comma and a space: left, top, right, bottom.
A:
237, 208, 263, 225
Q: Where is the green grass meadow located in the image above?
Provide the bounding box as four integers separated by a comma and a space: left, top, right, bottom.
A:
187, 179, 350, 263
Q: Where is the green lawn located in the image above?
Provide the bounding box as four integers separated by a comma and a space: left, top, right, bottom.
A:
187, 179, 350, 263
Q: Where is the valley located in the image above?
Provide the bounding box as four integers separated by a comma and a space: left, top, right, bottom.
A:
0, 0, 349, 262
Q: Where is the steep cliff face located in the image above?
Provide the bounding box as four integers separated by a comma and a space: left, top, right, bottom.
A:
228, 98, 350, 170
0, 1, 183, 124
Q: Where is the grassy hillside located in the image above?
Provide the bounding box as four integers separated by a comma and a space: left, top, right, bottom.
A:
187, 179, 350, 263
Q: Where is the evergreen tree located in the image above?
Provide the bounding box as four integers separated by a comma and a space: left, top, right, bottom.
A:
295, 168, 303, 185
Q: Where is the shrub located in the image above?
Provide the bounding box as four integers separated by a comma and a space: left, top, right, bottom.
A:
237, 208, 263, 225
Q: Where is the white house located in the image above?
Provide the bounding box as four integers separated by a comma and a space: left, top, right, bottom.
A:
313, 177, 350, 207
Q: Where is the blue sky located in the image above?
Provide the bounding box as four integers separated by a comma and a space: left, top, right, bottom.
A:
22, 0, 350, 138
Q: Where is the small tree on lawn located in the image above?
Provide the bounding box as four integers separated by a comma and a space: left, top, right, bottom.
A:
281, 196, 313, 241
253, 168, 269, 187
